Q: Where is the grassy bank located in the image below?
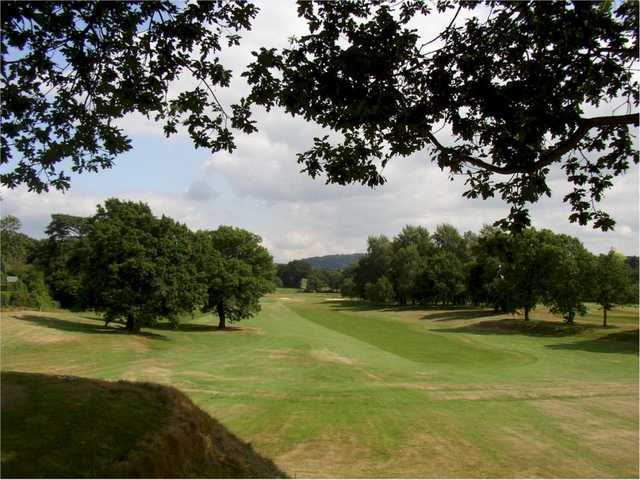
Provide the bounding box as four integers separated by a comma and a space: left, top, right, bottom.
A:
1, 371, 285, 478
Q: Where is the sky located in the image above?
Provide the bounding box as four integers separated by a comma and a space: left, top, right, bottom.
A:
2, 2, 638, 263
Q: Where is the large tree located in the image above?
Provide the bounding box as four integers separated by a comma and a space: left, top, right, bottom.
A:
245, 0, 638, 231
422, 251, 467, 305
351, 235, 394, 298
593, 249, 634, 327
542, 234, 595, 324
0, 215, 35, 274
199, 226, 275, 329
390, 244, 421, 305
504, 229, 559, 321
1, 1, 257, 192
81, 199, 205, 333
32, 214, 89, 308
467, 226, 512, 311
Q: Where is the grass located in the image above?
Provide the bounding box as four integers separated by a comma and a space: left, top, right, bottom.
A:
1, 292, 638, 478
1, 371, 285, 478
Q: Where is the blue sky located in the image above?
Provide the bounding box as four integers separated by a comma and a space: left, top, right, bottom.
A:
2, 2, 638, 262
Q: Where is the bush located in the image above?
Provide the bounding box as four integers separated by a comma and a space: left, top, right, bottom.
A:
340, 278, 356, 298
365, 276, 394, 304
1, 267, 57, 309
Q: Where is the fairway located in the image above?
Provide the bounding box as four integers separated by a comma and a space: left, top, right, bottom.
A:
2, 292, 638, 478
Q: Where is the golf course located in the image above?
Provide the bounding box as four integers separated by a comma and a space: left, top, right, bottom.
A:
2, 291, 638, 478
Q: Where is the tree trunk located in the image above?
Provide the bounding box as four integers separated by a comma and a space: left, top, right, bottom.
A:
126, 316, 140, 333
565, 310, 575, 325
524, 305, 530, 321
217, 301, 226, 330
603, 308, 607, 328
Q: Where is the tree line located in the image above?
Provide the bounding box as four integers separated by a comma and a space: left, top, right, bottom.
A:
275, 260, 344, 293
334, 225, 637, 327
0, 199, 276, 333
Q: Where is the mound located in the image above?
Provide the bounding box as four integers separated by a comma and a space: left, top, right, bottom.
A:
439, 318, 596, 336
1, 371, 286, 478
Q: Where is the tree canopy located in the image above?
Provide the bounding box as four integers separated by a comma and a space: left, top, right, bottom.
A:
2, 205, 277, 332
199, 226, 276, 329
276, 260, 313, 289
81, 199, 205, 332
593, 249, 634, 327
1, 1, 257, 192
2, 1, 638, 231
32, 214, 89, 309
245, 0, 638, 231
1, 215, 35, 274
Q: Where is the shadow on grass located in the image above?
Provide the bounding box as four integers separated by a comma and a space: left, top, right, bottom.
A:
420, 310, 496, 322
15, 315, 168, 341
325, 299, 487, 315
150, 323, 243, 333
435, 318, 597, 337
546, 329, 639, 355
323, 300, 414, 313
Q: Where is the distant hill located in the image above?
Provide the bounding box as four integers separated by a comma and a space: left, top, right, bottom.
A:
300, 253, 364, 271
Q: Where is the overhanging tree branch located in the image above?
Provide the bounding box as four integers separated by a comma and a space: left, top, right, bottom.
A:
427, 113, 639, 175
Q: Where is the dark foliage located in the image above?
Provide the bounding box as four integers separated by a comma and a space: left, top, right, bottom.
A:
276, 260, 313, 288
199, 226, 276, 329
245, 0, 638, 231
1, 1, 258, 192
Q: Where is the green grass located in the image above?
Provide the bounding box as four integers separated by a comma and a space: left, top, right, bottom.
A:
1, 292, 638, 478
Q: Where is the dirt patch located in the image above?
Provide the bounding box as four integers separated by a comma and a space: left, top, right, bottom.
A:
276, 430, 487, 478
9, 313, 74, 344
377, 432, 487, 477
179, 371, 218, 380
257, 348, 298, 360
24, 329, 72, 345
276, 435, 372, 478
121, 364, 174, 385
236, 326, 264, 336
377, 382, 638, 401
111, 336, 151, 353
531, 397, 639, 473
310, 349, 355, 365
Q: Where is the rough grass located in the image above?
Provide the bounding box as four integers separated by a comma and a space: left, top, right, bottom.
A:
1, 371, 285, 478
1, 293, 638, 478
